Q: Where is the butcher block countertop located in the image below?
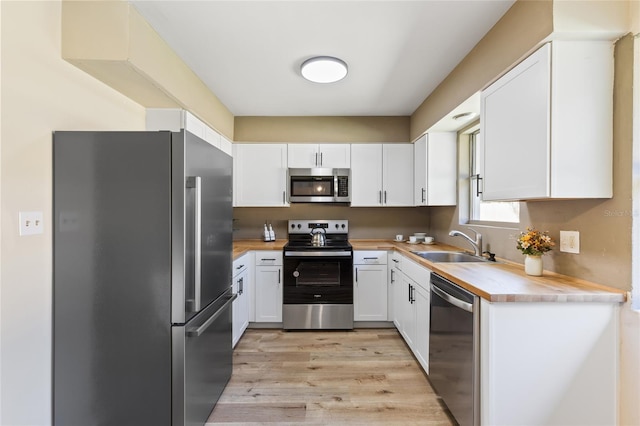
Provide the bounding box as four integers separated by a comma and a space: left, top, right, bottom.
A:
233, 239, 626, 303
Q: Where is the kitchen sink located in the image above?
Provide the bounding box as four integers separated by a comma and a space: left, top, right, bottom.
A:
411, 251, 487, 263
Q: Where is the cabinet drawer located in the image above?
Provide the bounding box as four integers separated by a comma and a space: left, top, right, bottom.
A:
402, 256, 430, 288
233, 253, 250, 276
255, 251, 282, 266
388, 251, 403, 270
354, 251, 387, 265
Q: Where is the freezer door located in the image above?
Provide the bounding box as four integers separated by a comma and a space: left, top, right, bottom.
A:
173, 131, 233, 324
173, 289, 236, 426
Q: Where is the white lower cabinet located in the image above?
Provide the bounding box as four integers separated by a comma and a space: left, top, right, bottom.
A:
353, 251, 388, 321
232, 253, 252, 347
412, 283, 429, 373
480, 299, 619, 425
254, 252, 283, 322
390, 253, 431, 373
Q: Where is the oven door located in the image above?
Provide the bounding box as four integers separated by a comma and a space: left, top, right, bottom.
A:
283, 251, 353, 304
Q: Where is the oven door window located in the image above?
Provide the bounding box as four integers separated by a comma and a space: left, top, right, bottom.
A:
290, 176, 334, 197
295, 262, 340, 286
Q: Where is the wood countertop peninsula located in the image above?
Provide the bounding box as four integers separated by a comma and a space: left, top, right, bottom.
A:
233, 239, 626, 303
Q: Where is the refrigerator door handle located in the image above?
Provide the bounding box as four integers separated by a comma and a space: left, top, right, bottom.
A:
186, 176, 202, 312
186, 293, 237, 337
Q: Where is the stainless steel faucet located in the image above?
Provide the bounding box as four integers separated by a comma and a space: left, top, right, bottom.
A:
449, 229, 483, 256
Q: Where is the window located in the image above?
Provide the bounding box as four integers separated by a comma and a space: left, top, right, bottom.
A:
469, 130, 520, 223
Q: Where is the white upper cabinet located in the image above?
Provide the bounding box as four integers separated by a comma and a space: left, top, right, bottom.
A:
481, 41, 613, 201
413, 132, 457, 206
351, 144, 414, 207
146, 108, 228, 153
233, 144, 289, 207
351, 144, 383, 206
287, 144, 351, 168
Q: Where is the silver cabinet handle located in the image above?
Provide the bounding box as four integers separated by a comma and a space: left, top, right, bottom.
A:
320, 152, 323, 166
355, 267, 358, 283
390, 269, 395, 283
278, 268, 281, 284
186, 294, 237, 337
384, 190, 387, 204
315, 152, 318, 166
186, 176, 202, 312
422, 188, 426, 204
239, 277, 244, 295
473, 174, 483, 197
431, 284, 474, 313
236, 264, 245, 270
379, 191, 382, 205
261, 258, 277, 261
363, 257, 378, 260
283, 190, 286, 204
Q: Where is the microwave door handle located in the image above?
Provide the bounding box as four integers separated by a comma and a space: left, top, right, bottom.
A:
186, 176, 202, 312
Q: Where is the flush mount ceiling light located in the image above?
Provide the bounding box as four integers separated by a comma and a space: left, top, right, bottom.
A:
452, 112, 477, 121
300, 56, 348, 83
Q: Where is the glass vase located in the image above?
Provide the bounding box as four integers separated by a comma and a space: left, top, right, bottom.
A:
524, 254, 543, 276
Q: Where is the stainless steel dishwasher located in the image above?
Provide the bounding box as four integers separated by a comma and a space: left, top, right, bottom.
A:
429, 273, 480, 426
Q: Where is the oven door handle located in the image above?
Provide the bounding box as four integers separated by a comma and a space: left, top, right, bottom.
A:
431, 284, 474, 313
284, 251, 352, 257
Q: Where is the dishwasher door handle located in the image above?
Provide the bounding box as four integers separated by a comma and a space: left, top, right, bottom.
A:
431, 284, 474, 313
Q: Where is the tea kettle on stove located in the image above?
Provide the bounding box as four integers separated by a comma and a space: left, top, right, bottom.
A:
310, 227, 326, 246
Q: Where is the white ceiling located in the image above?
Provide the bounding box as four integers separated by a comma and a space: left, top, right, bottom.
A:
131, 0, 515, 118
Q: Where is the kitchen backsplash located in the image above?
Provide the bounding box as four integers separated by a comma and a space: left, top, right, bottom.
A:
233, 205, 430, 240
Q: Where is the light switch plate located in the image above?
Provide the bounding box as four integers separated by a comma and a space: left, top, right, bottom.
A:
19, 211, 44, 236
560, 230, 580, 254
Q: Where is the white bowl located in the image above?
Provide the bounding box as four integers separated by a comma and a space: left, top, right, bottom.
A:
414, 232, 427, 237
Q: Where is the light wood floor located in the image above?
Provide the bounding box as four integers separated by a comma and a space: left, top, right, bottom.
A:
207, 328, 455, 425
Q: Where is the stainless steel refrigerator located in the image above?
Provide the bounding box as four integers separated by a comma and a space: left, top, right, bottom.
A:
53, 130, 234, 426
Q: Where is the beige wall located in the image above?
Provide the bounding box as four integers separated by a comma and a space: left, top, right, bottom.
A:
61, 0, 235, 139
0, 2, 146, 424
233, 205, 429, 240
429, 34, 634, 291
234, 116, 410, 143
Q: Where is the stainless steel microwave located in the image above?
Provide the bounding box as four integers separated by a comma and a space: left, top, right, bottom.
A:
288, 168, 351, 203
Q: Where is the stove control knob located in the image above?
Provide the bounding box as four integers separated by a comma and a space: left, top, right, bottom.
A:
293, 271, 300, 278
341, 224, 346, 228
291, 224, 295, 229
297, 224, 301, 229
335, 224, 339, 229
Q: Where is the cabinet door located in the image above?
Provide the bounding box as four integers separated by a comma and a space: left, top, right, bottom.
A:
426, 132, 457, 206
395, 273, 415, 347
318, 144, 350, 168
481, 43, 550, 200
354, 264, 388, 321
254, 265, 282, 322
382, 144, 414, 206
234, 144, 288, 207
232, 268, 250, 348
287, 144, 318, 168
351, 144, 383, 206
413, 283, 430, 373
413, 135, 428, 206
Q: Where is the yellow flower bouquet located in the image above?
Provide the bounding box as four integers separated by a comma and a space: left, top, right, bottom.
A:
516, 227, 554, 256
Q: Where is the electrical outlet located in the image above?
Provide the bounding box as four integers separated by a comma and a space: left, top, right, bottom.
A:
19, 211, 44, 236
560, 230, 580, 254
